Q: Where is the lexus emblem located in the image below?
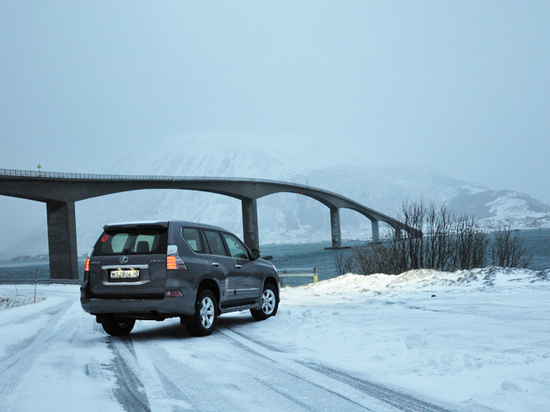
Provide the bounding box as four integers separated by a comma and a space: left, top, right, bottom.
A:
120, 256, 129, 264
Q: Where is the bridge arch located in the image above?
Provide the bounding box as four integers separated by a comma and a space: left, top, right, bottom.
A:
0, 169, 418, 279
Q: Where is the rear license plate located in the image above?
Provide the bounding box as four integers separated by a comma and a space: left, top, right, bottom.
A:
110, 269, 140, 280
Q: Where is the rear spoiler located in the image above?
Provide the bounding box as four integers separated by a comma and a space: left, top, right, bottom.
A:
103, 221, 169, 231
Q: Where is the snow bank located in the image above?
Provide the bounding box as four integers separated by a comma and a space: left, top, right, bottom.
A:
0, 295, 44, 310
296, 267, 549, 294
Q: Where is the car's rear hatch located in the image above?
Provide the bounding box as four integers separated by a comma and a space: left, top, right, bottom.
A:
88, 222, 169, 299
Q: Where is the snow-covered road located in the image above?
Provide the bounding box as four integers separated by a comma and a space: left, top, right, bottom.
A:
1, 268, 549, 412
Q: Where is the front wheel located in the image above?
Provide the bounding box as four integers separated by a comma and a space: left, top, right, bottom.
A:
251, 283, 278, 321
100, 315, 136, 336
187, 289, 218, 337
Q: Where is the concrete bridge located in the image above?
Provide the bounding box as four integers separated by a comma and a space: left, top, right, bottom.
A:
0, 169, 418, 279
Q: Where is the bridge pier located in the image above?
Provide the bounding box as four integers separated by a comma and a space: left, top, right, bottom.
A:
330, 207, 342, 248
371, 220, 380, 242
394, 226, 402, 240
46, 201, 79, 279
241, 198, 259, 251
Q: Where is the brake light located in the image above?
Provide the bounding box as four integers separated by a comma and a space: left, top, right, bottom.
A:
166, 245, 188, 270
167, 256, 178, 270
84, 258, 90, 272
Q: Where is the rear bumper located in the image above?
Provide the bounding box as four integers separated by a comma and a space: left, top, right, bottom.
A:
80, 295, 195, 318
80, 277, 196, 319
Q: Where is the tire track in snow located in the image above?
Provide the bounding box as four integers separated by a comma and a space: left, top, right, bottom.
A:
144, 343, 229, 412
103, 321, 462, 412
0, 298, 73, 411
146, 331, 379, 412
297, 361, 454, 412
108, 324, 380, 412
219, 325, 463, 412
218, 326, 392, 411
108, 335, 199, 412
0, 304, 67, 367
108, 337, 151, 412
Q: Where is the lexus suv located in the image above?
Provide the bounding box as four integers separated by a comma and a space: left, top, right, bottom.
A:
80, 221, 279, 337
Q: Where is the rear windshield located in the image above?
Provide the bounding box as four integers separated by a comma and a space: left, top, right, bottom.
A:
94, 229, 167, 256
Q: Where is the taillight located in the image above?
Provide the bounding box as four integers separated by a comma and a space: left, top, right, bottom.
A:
84, 258, 90, 272
166, 245, 187, 270
167, 256, 178, 270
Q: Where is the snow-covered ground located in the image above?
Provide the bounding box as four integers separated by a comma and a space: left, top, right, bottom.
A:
1, 268, 549, 411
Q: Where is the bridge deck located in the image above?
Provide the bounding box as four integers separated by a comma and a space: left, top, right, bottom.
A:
0, 169, 418, 279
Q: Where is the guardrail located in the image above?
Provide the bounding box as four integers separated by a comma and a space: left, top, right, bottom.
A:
0, 279, 82, 285
278, 267, 318, 287
0, 168, 315, 187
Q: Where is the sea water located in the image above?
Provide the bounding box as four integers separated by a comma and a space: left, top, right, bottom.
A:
1, 229, 549, 285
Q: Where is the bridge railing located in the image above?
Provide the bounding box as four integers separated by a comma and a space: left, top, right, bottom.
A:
0, 168, 313, 186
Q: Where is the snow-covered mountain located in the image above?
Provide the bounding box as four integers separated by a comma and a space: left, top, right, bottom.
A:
446, 188, 550, 229
2, 133, 550, 258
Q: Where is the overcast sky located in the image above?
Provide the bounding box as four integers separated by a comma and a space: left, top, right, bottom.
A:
1, 1, 549, 204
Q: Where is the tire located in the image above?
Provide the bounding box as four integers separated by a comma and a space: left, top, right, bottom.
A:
251, 283, 278, 321
186, 289, 218, 337
101, 315, 136, 336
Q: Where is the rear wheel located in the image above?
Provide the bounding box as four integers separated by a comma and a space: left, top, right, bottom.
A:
100, 315, 136, 336
251, 283, 278, 321
187, 289, 218, 336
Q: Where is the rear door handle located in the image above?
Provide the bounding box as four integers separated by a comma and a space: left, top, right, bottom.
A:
212, 262, 219, 267
235, 264, 242, 269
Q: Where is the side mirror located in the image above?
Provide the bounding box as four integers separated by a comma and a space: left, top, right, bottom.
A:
251, 248, 261, 260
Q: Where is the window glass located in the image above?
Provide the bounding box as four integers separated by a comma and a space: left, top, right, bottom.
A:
204, 230, 227, 256
95, 229, 166, 255
222, 233, 249, 259
110, 233, 129, 254
134, 234, 157, 253
182, 228, 205, 253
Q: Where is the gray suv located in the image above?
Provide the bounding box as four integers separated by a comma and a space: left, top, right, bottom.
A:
80, 221, 279, 336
